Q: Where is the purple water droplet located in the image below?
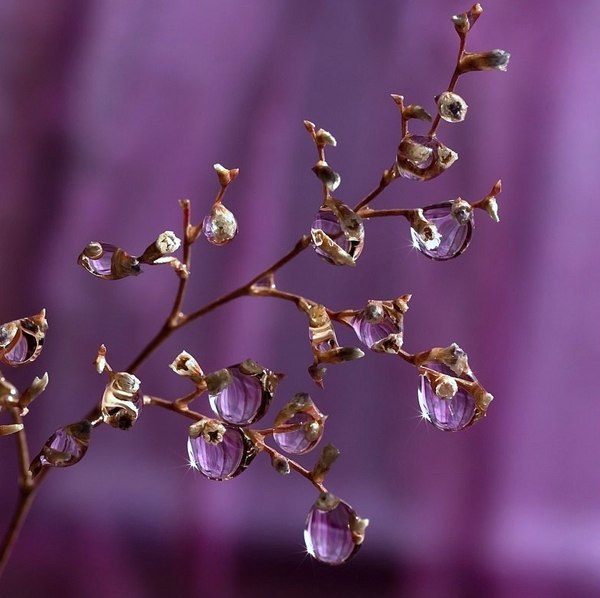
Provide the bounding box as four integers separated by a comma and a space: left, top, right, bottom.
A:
304, 496, 360, 565
417, 363, 476, 431
78, 243, 141, 279
311, 209, 364, 265
0, 313, 47, 366
396, 134, 457, 181
274, 413, 322, 454
209, 367, 271, 425
39, 421, 91, 468
350, 310, 399, 350
411, 202, 473, 260
187, 426, 254, 480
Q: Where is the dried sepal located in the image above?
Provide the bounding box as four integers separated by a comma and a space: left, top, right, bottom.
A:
0, 423, 23, 436
169, 351, 206, 387
315, 128, 337, 147
474, 179, 502, 222
213, 163, 239, 187
18, 372, 49, 411
95, 344, 108, 374
402, 104, 433, 122
0, 309, 48, 367
458, 49, 511, 74
312, 160, 341, 192
311, 443, 339, 485
78, 242, 141, 280
304, 120, 317, 139
101, 372, 143, 430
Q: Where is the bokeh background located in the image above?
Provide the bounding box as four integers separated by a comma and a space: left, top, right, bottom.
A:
1, 1, 598, 596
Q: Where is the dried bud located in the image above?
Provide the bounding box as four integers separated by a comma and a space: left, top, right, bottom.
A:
213, 163, 239, 187
433, 374, 459, 399
271, 454, 291, 475
95, 344, 108, 374
312, 160, 341, 192
303, 120, 316, 138
459, 49, 511, 73
0, 375, 18, 407
202, 203, 238, 245
311, 443, 340, 484
436, 91, 468, 123
315, 128, 337, 147
78, 243, 141, 280
452, 3, 483, 34
169, 351, 205, 386
349, 515, 370, 545
317, 346, 365, 364
101, 372, 143, 430
138, 231, 182, 265
451, 198, 473, 225
189, 419, 226, 444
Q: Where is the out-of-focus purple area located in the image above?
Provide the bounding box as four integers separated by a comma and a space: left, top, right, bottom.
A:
1, 1, 598, 596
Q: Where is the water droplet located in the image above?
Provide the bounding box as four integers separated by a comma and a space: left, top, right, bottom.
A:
38, 421, 91, 468
78, 243, 141, 280
187, 426, 256, 480
208, 363, 276, 426
411, 202, 473, 260
304, 494, 361, 565
274, 412, 323, 454
0, 311, 47, 366
417, 363, 476, 431
350, 306, 399, 350
203, 204, 238, 245
311, 206, 364, 266
396, 134, 458, 181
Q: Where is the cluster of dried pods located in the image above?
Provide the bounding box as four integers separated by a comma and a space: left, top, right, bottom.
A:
0, 3, 508, 568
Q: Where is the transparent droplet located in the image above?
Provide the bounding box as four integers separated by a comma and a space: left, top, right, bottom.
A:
0, 311, 47, 367
411, 202, 473, 260
38, 421, 92, 468
437, 91, 468, 123
187, 426, 256, 480
418, 363, 476, 431
203, 204, 238, 245
208, 364, 275, 426
304, 494, 361, 565
396, 134, 458, 181
311, 207, 364, 266
350, 305, 400, 350
78, 243, 141, 280
274, 412, 323, 455
101, 372, 143, 430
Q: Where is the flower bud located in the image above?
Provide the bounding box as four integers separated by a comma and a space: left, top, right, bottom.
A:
459, 49, 511, 73
213, 163, 239, 187
312, 160, 341, 192
169, 351, 205, 386
315, 128, 337, 147
138, 231, 181, 264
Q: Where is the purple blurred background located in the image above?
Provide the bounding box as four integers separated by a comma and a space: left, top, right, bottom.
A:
1, 1, 598, 596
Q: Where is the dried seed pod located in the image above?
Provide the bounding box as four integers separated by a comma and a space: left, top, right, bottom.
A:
138, 231, 181, 264
458, 49, 511, 73
312, 161, 341, 192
